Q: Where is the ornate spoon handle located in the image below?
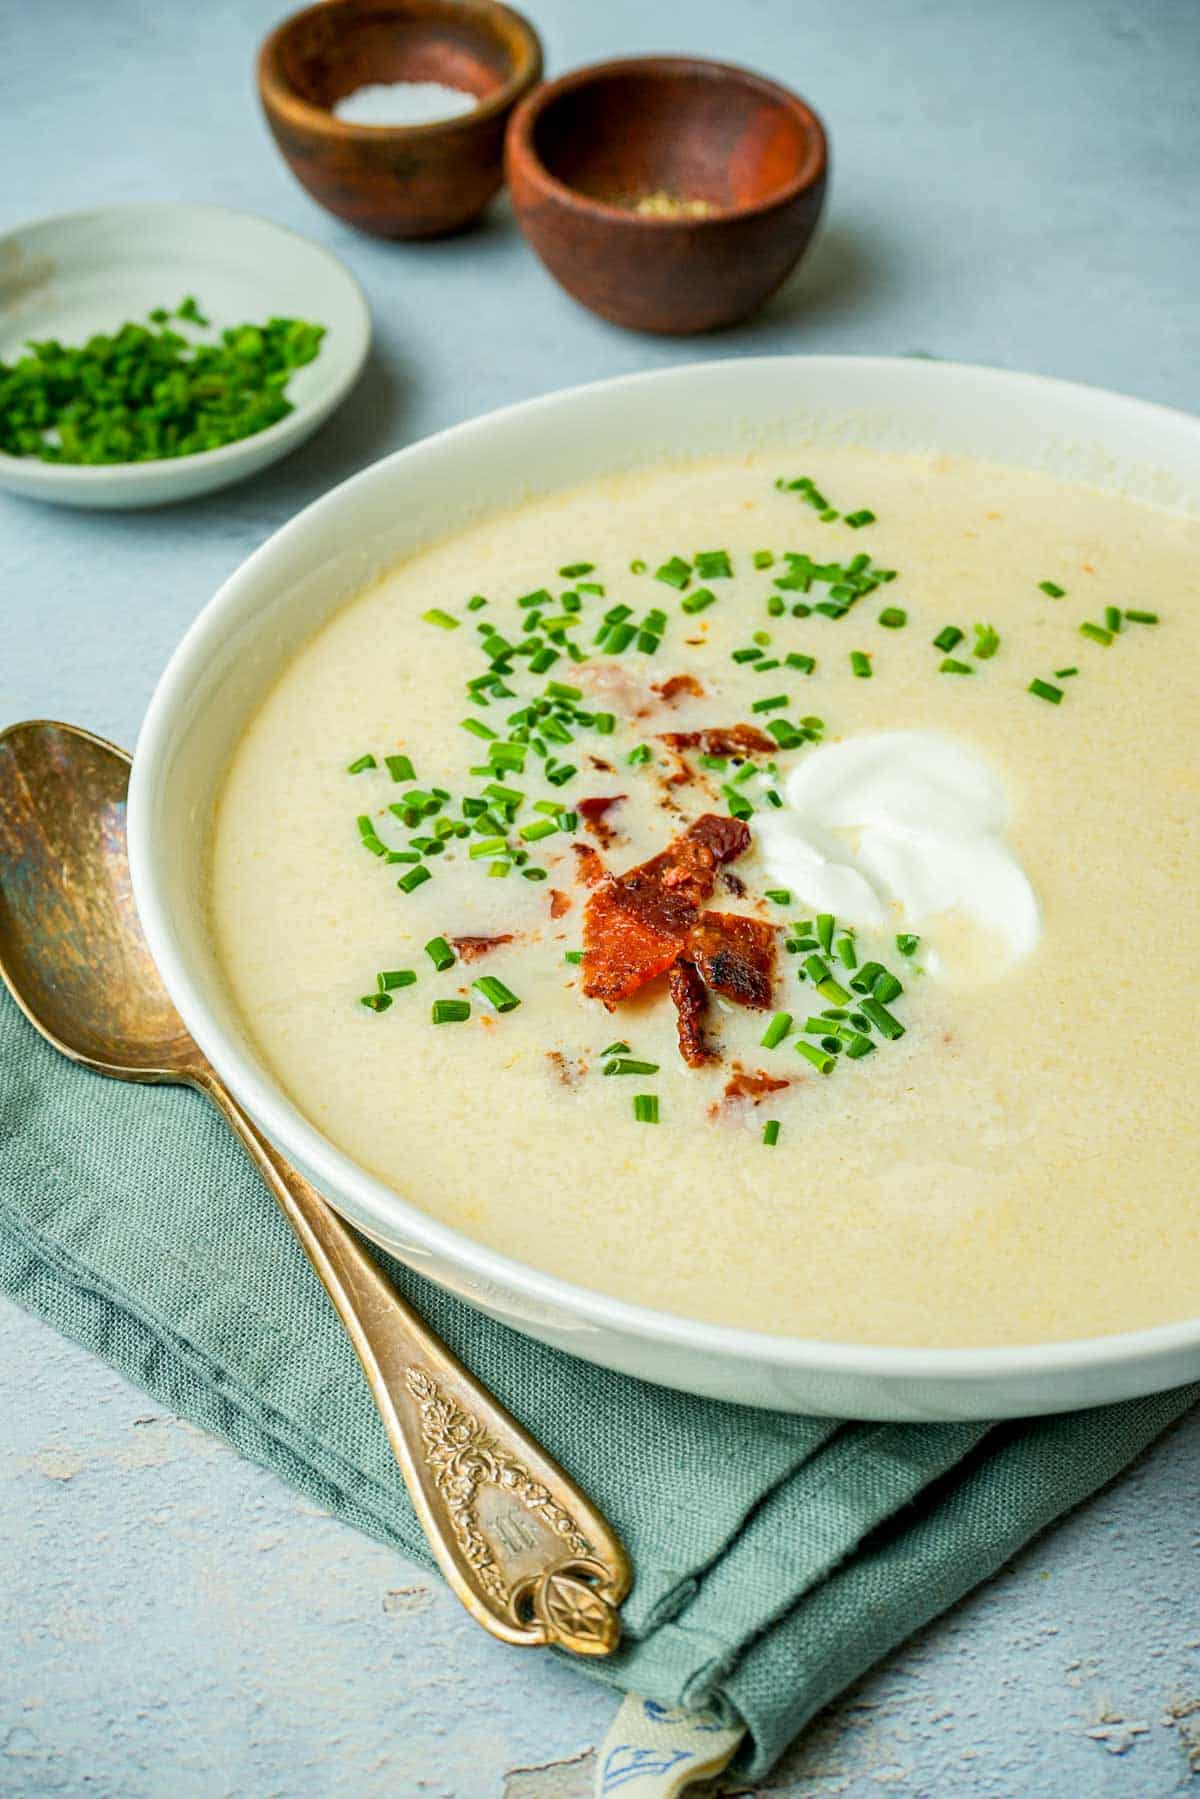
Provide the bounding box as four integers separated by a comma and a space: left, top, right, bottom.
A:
198, 1071, 631, 1654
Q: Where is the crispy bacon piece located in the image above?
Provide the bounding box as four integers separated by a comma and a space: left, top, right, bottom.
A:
571, 842, 607, 887
723, 1064, 790, 1105
581, 814, 750, 1004
653, 673, 705, 704
668, 960, 716, 1067
685, 912, 776, 1010
549, 888, 572, 919
450, 933, 513, 963
659, 723, 775, 759
580, 886, 679, 1004
577, 793, 626, 849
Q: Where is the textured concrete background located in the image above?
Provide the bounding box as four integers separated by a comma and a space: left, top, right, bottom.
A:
2, 0, 1199, 1793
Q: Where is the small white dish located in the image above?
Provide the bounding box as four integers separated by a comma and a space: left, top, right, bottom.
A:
0, 204, 370, 509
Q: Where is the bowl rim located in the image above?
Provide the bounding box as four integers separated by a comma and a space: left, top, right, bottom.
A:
129, 352, 1200, 1390
505, 53, 828, 227
258, 0, 543, 141
0, 201, 371, 493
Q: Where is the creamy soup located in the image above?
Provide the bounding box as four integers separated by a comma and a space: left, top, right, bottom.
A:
210, 448, 1200, 1347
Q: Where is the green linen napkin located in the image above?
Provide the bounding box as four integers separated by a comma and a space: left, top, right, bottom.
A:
2, 986, 1195, 1779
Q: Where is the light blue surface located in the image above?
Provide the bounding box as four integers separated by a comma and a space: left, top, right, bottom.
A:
3, 0, 1199, 1792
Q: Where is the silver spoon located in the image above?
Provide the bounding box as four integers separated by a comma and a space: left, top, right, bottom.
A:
0, 717, 630, 1656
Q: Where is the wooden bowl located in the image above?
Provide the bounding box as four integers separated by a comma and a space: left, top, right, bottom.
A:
505, 56, 827, 334
258, 0, 542, 240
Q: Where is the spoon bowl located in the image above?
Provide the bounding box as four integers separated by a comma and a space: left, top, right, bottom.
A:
0, 720, 193, 1076
0, 717, 629, 1653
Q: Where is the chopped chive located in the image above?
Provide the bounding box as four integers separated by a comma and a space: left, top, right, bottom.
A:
804, 953, 831, 984
484, 781, 524, 806
766, 595, 785, 617
466, 594, 488, 611
629, 558, 647, 574
473, 976, 520, 1014
820, 508, 839, 523
1029, 678, 1064, 704
816, 915, 835, 954
694, 549, 733, 579
1039, 580, 1066, 598
593, 711, 616, 735
850, 650, 872, 677
751, 693, 790, 713
762, 1119, 781, 1146
627, 744, 653, 766
731, 647, 763, 664
559, 562, 594, 578
753, 550, 775, 569
844, 509, 875, 528
468, 836, 508, 859
600, 1040, 630, 1057
873, 971, 903, 1004
356, 815, 388, 857
895, 934, 920, 957
564, 949, 583, 965
681, 586, 717, 615
346, 753, 377, 773
1104, 605, 1122, 634
460, 718, 497, 741
933, 625, 964, 652
851, 960, 886, 995
529, 646, 560, 673
606, 621, 636, 653
560, 591, 582, 612
844, 1033, 875, 1058
425, 936, 455, 971
517, 588, 552, 610
1079, 621, 1113, 646
760, 1011, 793, 1050
577, 582, 605, 597
940, 657, 973, 674
547, 679, 583, 700
635, 630, 661, 655
377, 969, 417, 991
604, 1058, 660, 1076
1055, 668, 1079, 681
796, 1040, 836, 1075
385, 850, 420, 865
385, 754, 416, 783
1124, 609, 1158, 624
632, 1093, 660, 1123
834, 934, 857, 970
488, 860, 511, 878
519, 818, 557, 842
360, 992, 392, 1012
860, 996, 905, 1039
816, 976, 851, 1006
753, 630, 772, 646
655, 556, 692, 590
431, 998, 470, 1023
878, 607, 906, 629
422, 608, 459, 630
699, 753, 728, 771
785, 652, 816, 674
764, 888, 792, 905
972, 622, 1000, 659
754, 658, 781, 673
397, 864, 432, 893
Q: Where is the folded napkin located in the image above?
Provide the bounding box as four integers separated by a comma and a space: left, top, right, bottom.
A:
2, 987, 1195, 1780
